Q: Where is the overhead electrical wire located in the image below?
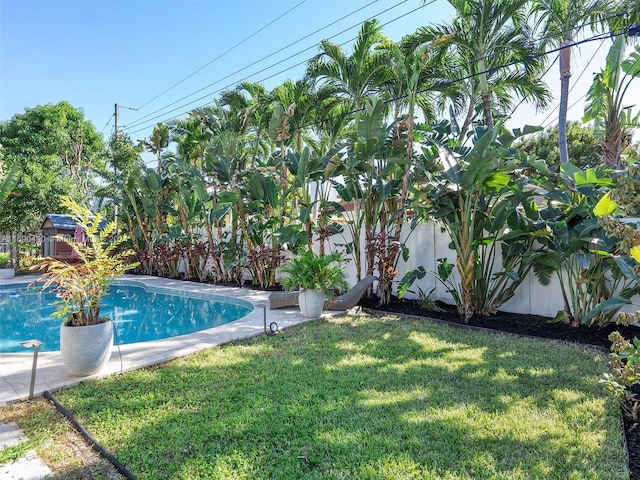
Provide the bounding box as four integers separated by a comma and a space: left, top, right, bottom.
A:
126, 0, 385, 128
536, 38, 607, 129
100, 113, 115, 135
127, 8, 628, 134
126, 13, 634, 139
124, 0, 412, 131
136, 0, 309, 110
125, 0, 433, 134
295, 26, 637, 139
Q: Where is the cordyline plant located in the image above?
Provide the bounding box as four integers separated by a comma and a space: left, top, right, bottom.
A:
33, 197, 138, 326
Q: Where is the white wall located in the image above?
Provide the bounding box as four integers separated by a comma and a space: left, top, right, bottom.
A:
328, 221, 566, 318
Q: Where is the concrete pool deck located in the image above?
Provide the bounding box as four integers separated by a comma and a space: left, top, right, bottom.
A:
1, 274, 320, 405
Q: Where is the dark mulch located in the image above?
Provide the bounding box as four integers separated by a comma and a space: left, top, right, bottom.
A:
358, 295, 640, 480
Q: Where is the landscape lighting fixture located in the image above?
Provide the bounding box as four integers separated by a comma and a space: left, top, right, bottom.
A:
20, 339, 43, 400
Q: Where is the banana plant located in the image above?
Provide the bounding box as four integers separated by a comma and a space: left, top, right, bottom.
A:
415, 123, 545, 321
282, 146, 326, 251
581, 165, 640, 324
331, 98, 397, 284
528, 163, 640, 326
583, 36, 640, 168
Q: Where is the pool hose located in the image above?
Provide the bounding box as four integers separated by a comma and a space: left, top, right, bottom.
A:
43, 390, 137, 480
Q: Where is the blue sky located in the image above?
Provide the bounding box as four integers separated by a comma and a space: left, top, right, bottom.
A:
0, 0, 633, 145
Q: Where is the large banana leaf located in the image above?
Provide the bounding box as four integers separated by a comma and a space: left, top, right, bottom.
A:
0, 163, 21, 201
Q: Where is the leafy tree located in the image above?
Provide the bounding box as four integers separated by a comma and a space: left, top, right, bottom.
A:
518, 121, 603, 168
414, 123, 545, 321
0, 101, 106, 231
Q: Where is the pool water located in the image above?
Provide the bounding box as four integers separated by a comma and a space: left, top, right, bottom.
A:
0, 283, 252, 353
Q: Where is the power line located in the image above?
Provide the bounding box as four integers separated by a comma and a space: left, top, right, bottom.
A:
136, 0, 309, 110
125, 0, 427, 134
126, 6, 620, 134
101, 113, 115, 135
298, 27, 636, 139
537, 38, 606, 129
127, 16, 636, 139
124, 0, 409, 130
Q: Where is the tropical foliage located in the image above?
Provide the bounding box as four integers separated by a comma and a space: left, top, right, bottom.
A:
2, 2, 640, 326
33, 198, 137, 326
279, 251, 348, 297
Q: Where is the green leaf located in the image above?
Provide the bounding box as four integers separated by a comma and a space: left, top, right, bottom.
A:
582, 297, 631, 325
297, 147, 310, 187
217, 191, 240, 204
144, 169, 163, 193
209, 203, 231, 222
0, 163, 22, 201
593, 191, 617, 218
397, 266, 426, 298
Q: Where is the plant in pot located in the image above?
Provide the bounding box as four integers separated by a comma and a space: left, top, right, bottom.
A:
33, 197, 137, 376
279, 251, 348, 318
0, 251, 15, 279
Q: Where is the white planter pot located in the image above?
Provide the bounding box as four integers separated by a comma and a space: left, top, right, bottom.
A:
60, 320, 113, 376
0, 268, 15, 279
298, 289, 325, 318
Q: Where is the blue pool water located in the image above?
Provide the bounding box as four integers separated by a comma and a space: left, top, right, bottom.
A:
0, 283, 252, 353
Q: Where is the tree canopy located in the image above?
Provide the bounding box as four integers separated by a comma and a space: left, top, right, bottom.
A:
0, 101, 106, 231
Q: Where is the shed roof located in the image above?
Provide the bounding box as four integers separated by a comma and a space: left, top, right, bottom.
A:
42, 214, 77, 231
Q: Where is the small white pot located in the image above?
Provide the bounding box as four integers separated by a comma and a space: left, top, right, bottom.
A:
60, 320, 113, 376
298, 289, 325, 318
0, 268, 15, 279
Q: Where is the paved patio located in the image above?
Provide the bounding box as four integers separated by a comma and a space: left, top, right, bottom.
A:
0, 274, 315, 405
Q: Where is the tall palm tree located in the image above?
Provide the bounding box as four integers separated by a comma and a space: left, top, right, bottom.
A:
424, 0, 550, 140
532, 0, 610, 163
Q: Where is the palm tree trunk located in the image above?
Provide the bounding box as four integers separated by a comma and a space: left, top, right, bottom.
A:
558, 41, 571, 164
459, 101, 476, 142
480, 90, 494, 130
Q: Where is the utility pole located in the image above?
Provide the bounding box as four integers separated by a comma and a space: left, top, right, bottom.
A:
114, 103, 137, 135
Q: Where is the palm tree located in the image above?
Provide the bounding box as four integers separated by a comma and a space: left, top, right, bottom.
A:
306, 19, 392, 113
424, 0, 550, 140
532, 0, 610, 163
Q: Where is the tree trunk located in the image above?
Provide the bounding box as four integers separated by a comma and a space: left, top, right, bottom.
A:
459, 101, 476, 143
480, 90, 494, 130
558, 41, 571, 164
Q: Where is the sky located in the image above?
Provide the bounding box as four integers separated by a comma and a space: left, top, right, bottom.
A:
1, 0, 637, 147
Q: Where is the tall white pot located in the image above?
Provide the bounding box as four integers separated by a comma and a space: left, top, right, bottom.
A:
298, 289, 325, 318
0, 268, 15, 279
60, 320, 113, 376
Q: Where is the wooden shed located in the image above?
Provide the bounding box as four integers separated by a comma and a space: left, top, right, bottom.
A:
41, 214, 77, 258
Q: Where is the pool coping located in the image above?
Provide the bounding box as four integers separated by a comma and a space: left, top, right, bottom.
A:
0, 274, 322, 405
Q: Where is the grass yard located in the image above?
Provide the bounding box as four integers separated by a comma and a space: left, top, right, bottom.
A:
2, 314, 630, 479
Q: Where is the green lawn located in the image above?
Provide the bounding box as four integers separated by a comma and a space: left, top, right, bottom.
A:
14, 314, 631, 479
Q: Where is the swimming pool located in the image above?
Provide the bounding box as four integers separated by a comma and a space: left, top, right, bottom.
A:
0, 281, 253, 353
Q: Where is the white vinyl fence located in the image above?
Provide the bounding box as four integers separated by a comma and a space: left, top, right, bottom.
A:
326, 222, 567, 318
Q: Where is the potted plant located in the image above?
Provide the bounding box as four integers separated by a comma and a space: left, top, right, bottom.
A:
33, 197, 137, 376
0, 251, 15, 279
279, 251, 348, 318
